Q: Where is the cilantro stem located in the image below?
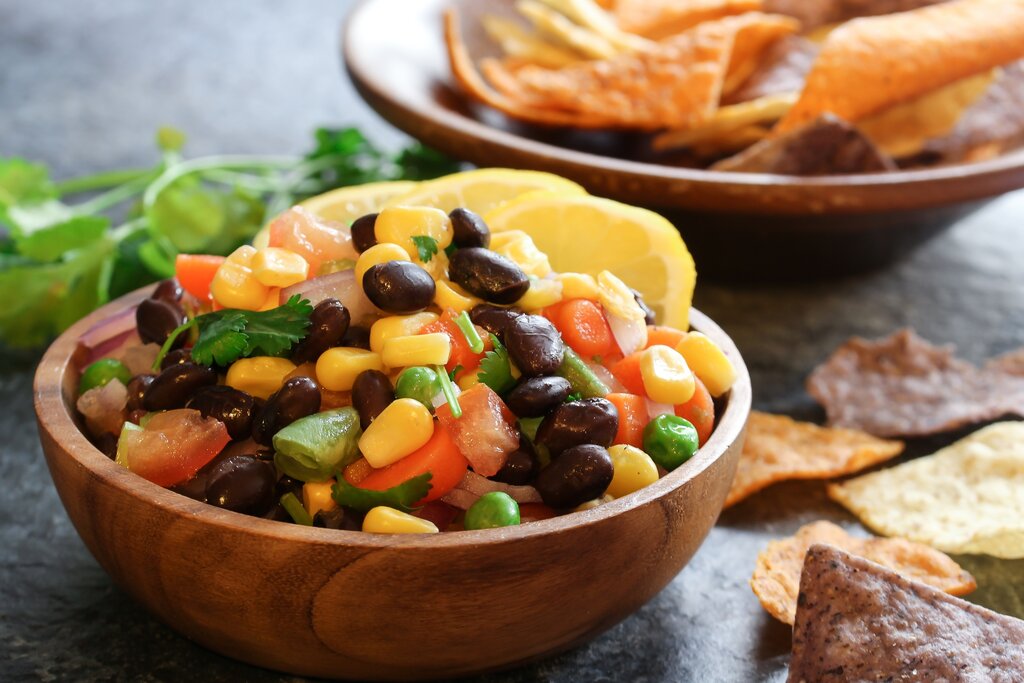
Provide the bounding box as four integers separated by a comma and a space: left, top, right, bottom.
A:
280, 493, 314, 526
152, 318, 196, 371
54, 167, 153, 195
142, 155, 299, 212
435, 364, 462, 418
74, 172, 157, 215
454, 311, 484, 354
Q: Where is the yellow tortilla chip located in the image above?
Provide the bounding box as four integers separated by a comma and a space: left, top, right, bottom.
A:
533, 0, 653, 52
722, 13, 801, 95
776, 0, 1024, 133
614, 0, 763, 40
751, 521, 976, 624
858, 70, 996, 158
725, 411, 904, 508
517, 0, 621, 59
653, 92, 795, 150
828, 421, 1024, 559
482, 15, 582, 68
689, 123, 770, 156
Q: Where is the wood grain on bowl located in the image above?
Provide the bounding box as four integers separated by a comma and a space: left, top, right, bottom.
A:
34, 286, 751, 680
343, 0, 1024, 280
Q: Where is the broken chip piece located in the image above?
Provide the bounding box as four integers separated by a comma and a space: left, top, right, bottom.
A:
789, 544, 1024, 683
751, 520, 975, 624
724, 411, 903, 508
827, 421, 1024, 559
807, 328, 1024, 437
613, 0, 760, 40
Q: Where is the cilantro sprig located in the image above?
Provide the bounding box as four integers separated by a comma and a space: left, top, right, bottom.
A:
154, 295, 313, 368
331, 473, 433, 513
478, 333, 516, 395
411, 235, 439, 262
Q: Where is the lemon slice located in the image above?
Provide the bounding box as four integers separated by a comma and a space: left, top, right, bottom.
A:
253, 180, 419, 248
384, 168, 587, 215
485, 193, 696, 330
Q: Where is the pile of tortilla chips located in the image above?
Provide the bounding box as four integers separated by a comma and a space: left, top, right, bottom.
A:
446, 0, 1024, 173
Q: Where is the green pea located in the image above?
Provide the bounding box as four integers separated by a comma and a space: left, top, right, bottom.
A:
642, 414, 699, 471
464, 492, 521, 530
79, 358, 132, 394
394, 366, 441, 410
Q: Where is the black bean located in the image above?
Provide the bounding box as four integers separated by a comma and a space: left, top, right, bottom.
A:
631, 287, 656, 326
506, 376, 572, 418
313, 507, 362, 531
291, 298, 350, 364
352, 369, 394, 430
275, 475, 303, 499
160, 348, 192, 370
152, 278, 184, 304
536, 397, 618, 456
136, 297, 186, 346
448, 248, 529, 305
125, 374, 155, 411
251, 377, 321, 446
340, 325, 371, 350
362, 261, 435, 314
504, 314, 565, 377
351, 213, 378, 253
187, 385, 256, 440
490, 432, 537, 486
535, 444, 613, 509
469, 304, 521, 337
448, 208, 491, 248
142, 362, 217, 411
205, 455, 276, 516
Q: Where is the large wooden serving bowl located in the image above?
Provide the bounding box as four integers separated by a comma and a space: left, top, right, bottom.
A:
34, 287, 751, 680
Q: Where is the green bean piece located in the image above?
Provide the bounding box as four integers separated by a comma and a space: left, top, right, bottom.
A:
556, 347, 610, 398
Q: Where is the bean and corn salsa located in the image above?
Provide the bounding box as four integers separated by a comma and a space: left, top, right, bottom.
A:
74, 204, 737, 534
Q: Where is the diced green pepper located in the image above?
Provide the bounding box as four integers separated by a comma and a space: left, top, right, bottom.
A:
273, 407, 361, 482
642, 414, 699, 471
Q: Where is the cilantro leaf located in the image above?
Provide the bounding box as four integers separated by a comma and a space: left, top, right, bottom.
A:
478, 333, 516, 395
14, 215, 109, 262
0, 158, 56, 209
242, 295, 314, 356
412, 235, 438, 262
179, 295, 313, 366
192, 311, 248, 366
566, 392, 583, 402
331, 473, 433, 513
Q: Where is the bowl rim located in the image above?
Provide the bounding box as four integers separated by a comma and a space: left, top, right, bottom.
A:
342, 0, 1024, 213
34, 285, 751, 549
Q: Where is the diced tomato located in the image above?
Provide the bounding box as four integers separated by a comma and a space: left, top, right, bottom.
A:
645, 325, 686, 350
357, 424, 469, 503
413, 500, 460, 530
116, 409, 229, 487
435, 384, 518, 477
605, 392, 647, 449
175, 254, 225, 302
267, 206, 357, 275
543, 298, 616, 360
419, 310, 492, 377
609, 352, 646, 396
674, 377, 715, 446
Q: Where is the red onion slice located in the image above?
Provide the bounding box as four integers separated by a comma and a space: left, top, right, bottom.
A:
584, 359, 626, 394
645, 398, 675, 420
79, 305, 138, 358
281, 270, 381, 326
440, 470, 542, 510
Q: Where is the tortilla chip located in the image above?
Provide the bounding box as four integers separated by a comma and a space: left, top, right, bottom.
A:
479, 19, 736, 130
724, 411, 903, 508
775, 0, 1024, 133
653, 92, 795, 151
751, 521, 975, 624
806, 328, 1024, 437
481, 15, 582, 68
531, 0, 652, 52
722, 13, 801, 95
689, 123, 771, 157
763, 0, 945, 31
713, 113, 895, 173
827, 422, 1024, 559
614, 0, 762, 40
858, 70, 996, 158
789, 545, 1024, 682
724, 34, 817, 105
517, 0, 621, 59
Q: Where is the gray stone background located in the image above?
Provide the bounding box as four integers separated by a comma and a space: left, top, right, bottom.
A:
2, 1, 1022, 681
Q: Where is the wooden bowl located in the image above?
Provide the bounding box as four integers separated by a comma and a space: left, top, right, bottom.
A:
343, 0, 1024, 281
34, 286, 751, 680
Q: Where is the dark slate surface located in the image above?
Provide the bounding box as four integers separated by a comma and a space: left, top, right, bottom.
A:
2, 1, 1023, 681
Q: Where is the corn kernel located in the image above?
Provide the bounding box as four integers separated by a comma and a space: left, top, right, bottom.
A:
226, 356, 297, 400
556, 272, 601, 301
316, 347, 384, 392
358, 398, 434, 467
382, 332, 451, 368
226, 245, 258, 266
640, 344, 695, 405
210, 259, 269, 311
355, 243, 410, 285
573, 494, 615, 512
675, 332, 738, 397
362, 506, 439, 534
252, 247, 310, 288
457, 367, 482, 391
606, 444, 660, 498
516, 278, 563, 311
375, 206, 454, 257
434, 279, 480, 314
491, 230, 551, 278
597, 270, 645, 321
259, 287, 282, 311
369, 312, 439, 354
303, 479, 338, 517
